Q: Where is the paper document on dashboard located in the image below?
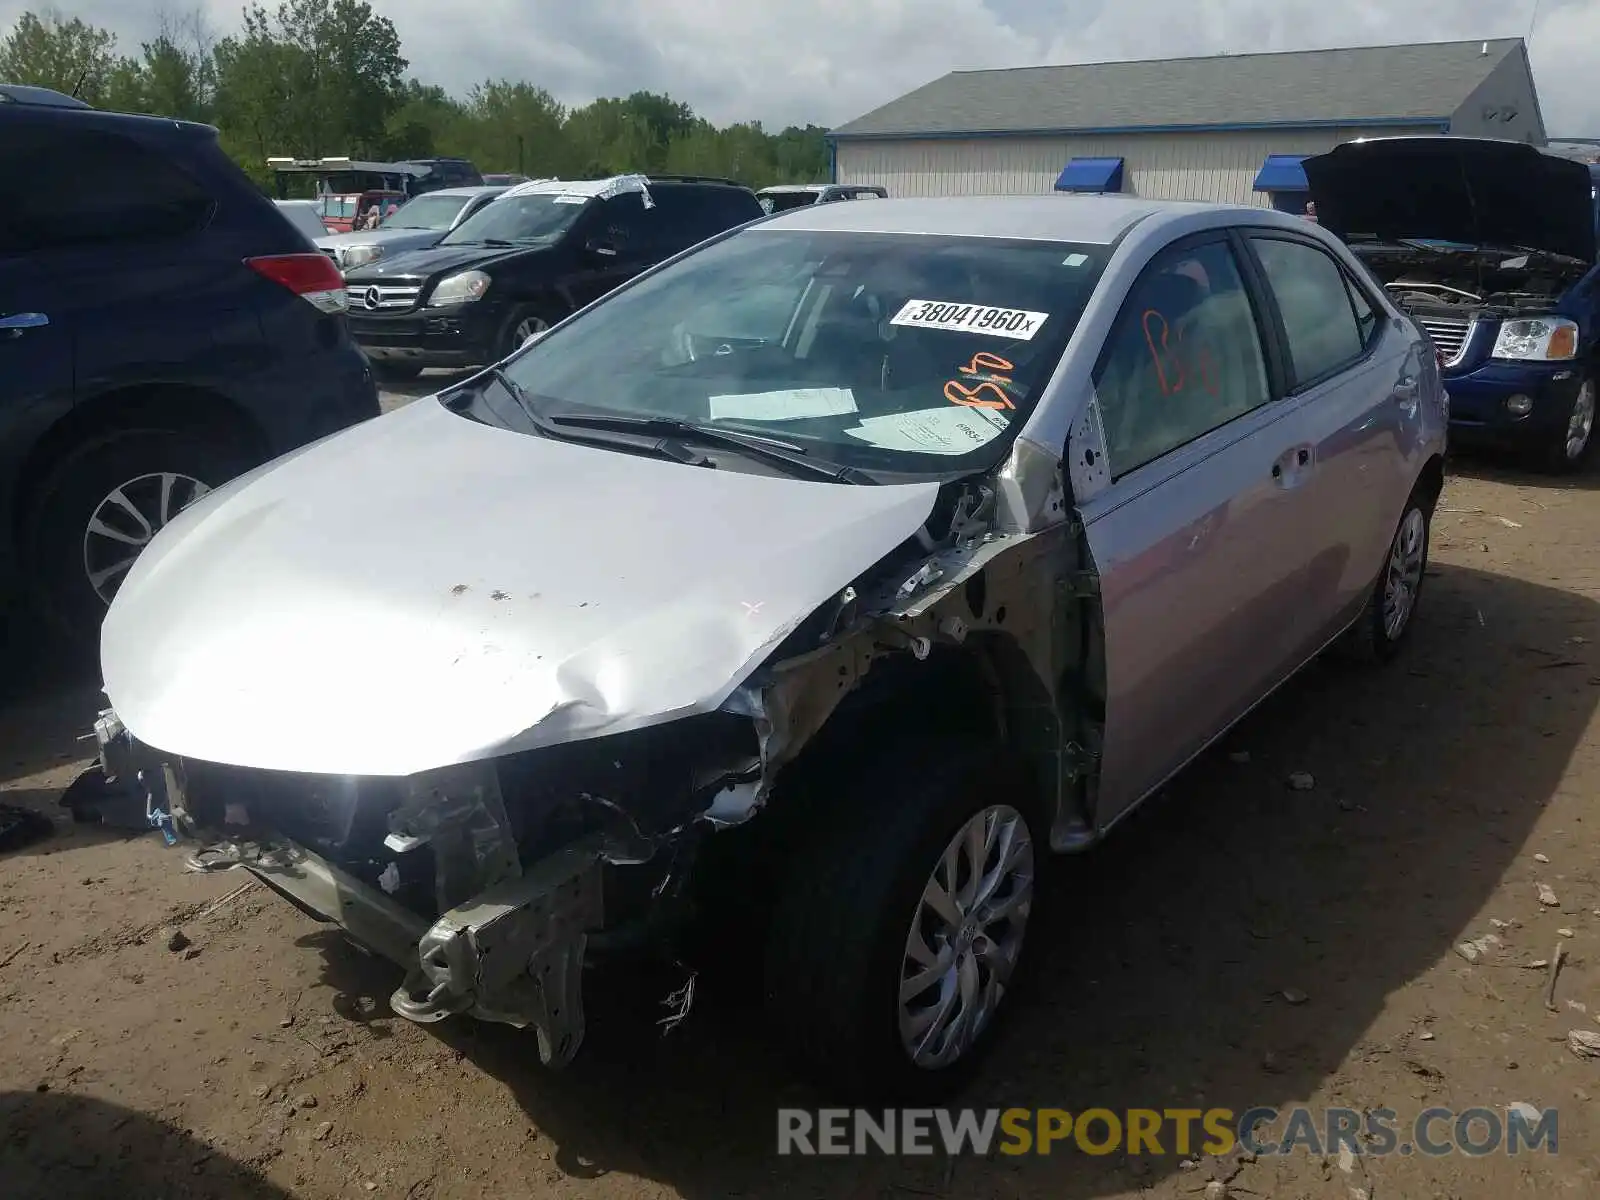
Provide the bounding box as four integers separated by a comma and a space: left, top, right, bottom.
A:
708, 387, 858, 421
842, 406, 1009, 455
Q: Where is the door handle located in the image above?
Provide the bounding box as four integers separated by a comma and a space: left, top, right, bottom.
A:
0, 311, 48, 335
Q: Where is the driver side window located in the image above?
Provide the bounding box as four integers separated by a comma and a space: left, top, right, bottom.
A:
1092, 238, 1272, 479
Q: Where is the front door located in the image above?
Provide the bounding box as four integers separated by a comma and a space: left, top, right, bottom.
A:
1074, 233, 1319, 824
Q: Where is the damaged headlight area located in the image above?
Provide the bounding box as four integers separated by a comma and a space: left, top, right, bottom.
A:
91, 707, 761, 1067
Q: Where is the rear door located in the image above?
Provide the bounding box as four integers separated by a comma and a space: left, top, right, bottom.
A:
1076, 232, 1321, 823
0, 116, 77, 536
1241, 231, 1416, 653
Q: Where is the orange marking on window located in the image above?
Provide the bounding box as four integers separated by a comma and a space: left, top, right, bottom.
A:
945, 350, 1018, 410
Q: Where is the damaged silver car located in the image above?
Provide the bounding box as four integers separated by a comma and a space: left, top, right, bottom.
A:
89, 194, 1448, 1100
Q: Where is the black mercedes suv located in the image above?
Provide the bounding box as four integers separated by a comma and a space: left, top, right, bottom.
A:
341, 174, 765, 380
0, 87, 380, 646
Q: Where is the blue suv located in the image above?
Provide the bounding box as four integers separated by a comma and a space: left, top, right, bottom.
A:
1306, 136, 1598, 472
1, 86, 380, 643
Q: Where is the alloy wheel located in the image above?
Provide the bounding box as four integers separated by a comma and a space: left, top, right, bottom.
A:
82, 471, 211, 604
513, 315, 549, 347
897, 803, 1035, 1070
1382, 506, 1426, 641
1565, 380, 1596, 462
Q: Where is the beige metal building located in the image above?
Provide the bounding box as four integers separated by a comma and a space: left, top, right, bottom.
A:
828, 39, 1547, 211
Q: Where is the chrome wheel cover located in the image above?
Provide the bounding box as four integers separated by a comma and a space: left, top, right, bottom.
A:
513, 315, 549, 347
1382, 506, 1426, 641
83, 471, 210, 604
898, 803, 1035, 1070
1565, 380, 1595, 462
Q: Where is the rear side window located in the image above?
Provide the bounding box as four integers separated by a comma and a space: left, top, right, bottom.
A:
0, 125, 214, 254
593, 192, 656, 254
1248, 237, 1367, 386
649, 187, 756, 253
1092, 238, 1273, 478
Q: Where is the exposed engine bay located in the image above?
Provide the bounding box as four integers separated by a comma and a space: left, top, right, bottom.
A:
1353, 242, 1588, 319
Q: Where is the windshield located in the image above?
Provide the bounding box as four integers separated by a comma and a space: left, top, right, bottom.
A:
491, 229, 1109, 474
323, 196, 359, 218
382, 193, 470, 230
441, 191, 587, 245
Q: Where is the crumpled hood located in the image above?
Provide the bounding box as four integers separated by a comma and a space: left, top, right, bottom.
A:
100, 397, 939, 777
1303, 136, 1598, 264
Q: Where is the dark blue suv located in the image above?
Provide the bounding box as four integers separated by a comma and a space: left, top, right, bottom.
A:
1306, 136, 1598, 472
0, 86, 380, 642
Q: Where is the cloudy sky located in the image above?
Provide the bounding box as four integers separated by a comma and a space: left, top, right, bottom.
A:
8, 0, 1600, 135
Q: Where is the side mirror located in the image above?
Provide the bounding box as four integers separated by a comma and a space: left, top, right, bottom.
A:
585, 238, 618, 258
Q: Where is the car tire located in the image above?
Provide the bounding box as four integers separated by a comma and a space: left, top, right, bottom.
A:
370, 360, 423, 383
1542, 374, 1596, 474
494, 305, 555, 363
763, 738, 1046, 1103
24, 428, 251, 643
1340, 484, 1433, 665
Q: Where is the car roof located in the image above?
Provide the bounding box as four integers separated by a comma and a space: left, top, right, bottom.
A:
410, 185, 508, 199
747, 194, 1268, 245
0, 82, 93, 107
759, 184, 825, 193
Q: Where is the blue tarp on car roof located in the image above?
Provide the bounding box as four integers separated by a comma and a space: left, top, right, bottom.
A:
1054, 157, 1125, 193
1253, 154, 1309, 192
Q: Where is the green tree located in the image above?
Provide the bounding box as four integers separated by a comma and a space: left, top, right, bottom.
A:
0, 8, 122, 103
460, 80, 567, 175
2, 5, 834, 191
214, 0, 406, 164
382, 79, 464, 159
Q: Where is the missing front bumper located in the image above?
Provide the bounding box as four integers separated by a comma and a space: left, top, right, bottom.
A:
197, 830, 605, 1067
95, 709, 606, 1068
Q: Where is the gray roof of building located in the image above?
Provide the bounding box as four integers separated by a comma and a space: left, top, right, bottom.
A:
830, 38, 1526, 139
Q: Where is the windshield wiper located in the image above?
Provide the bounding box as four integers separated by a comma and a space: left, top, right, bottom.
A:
470, 368, 713, 466
542, 411, 878, 484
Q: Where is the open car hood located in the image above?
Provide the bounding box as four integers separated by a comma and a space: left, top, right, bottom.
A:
1303, 137, 1598, 264
100, 397, 940, 777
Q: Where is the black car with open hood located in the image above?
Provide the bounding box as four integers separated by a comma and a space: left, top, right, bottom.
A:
1305, 136, 1600, 472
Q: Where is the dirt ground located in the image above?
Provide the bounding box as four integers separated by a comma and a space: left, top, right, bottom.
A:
3, 418, 1600, 1198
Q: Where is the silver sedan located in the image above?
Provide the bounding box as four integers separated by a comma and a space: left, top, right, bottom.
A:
91, 193, 1447, 1101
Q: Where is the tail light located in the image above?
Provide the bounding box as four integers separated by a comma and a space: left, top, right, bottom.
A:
244, 253, 348, 314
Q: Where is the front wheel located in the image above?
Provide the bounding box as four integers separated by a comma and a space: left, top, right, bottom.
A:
763, 741, 1044, 1102
493, 306, 554, 362
1542, 375, 1596, 473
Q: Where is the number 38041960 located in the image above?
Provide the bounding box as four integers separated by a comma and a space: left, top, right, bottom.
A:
890, 299, 1050, 341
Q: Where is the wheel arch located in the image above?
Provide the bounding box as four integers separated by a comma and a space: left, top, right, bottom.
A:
1416, 451, 1445, 511
12, 381, 268, 536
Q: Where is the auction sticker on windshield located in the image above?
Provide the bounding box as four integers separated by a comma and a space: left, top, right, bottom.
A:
843, 405, 1009, 455
890, 300, 1049, 341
